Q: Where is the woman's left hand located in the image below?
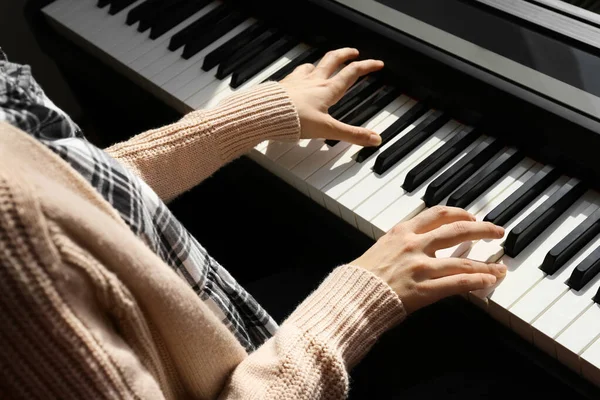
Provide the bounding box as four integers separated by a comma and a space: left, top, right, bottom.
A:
279, 47, 385, 147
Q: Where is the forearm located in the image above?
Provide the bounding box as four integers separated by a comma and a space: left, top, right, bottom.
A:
105, 82, 300, 202
220, 265, 406, 399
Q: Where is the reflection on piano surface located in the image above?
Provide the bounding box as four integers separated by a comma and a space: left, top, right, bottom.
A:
35, 0, 600, 395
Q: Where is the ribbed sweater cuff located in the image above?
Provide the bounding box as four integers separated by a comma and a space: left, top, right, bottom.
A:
287, 264, 407, 369
105, 82, 300, 201
186, 81, 301, 160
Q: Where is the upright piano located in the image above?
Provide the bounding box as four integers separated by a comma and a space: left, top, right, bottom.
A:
24, 0, 600, 396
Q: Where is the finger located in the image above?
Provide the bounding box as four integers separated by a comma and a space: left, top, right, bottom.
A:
424, 220, 504, 255
323, 115, 382, 146
425, 273, 498, 301
330, 60, 384, 95
427, 258, 507, 279
407, 205, 476, 234
313, 48, 359, 79
292, 63, 316, 77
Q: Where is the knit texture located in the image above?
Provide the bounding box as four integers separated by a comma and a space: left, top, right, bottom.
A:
0, 82, 406, 399
106, 81, 301, 202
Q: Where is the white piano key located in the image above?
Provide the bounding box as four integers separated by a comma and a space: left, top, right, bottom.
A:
276, 139, 326, 170
320, 104, 433, 216
42, 0, 80, 17
130, 34, 181, 74
556, 303, 600, 372
370, 136, 491, 236
100, 21, 149, 58
50, 0, 93, 22
581, 325, 600, 386
509, 200, 600, 339
163, 60, 212, 95
291, 95, 410, 181
305, 142, 361, 195
187, 67, 250, 108
174, 65, 220, 101
304, 101, 419, 205
190, 44, 307, 109
62, 0, 106, 33
532, 234, 600, 355
256, 141, 299, 161
158, 18, 255, 90
293, 102, 412, 197
434, 159, 538, 259
84, 1, 146, 52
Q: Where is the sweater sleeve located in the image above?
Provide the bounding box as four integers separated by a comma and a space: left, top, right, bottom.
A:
220, 264, 407, 399
105, 81, 301, 202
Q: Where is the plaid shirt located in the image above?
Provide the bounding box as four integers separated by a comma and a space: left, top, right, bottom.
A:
0, 49, 277, 352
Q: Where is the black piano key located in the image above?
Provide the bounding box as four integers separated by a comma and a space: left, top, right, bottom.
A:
446, 149, 525, 209
324, 77, 386, 147
567, 245, 600, 291
109, 0, 136, 15
402, 126, 479, 193
262, 47, 325, 83
504, 179, 587, 257
182, 11, 247, 59
98, 0, 111, 8
355, 101, 429, 163
327, 77, 368, 117
202, 22, 268, 71
423, 138, 504, 207
324, 86, 401, 147
594, 286, 600, 304
340, 86, 401, 126
126, 0, 164, 25
168, 3, 232, 51
329, 76, 383, 120
541, 207, 600, 275
139, 0, 190, 32
230, 36, 300, 88
150, 0, 217, 39
484, 166, 561, 226
216, 29, 284, 79
373, 110, 450, 175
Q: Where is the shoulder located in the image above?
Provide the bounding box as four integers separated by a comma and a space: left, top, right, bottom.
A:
0, 122, 166, 399
0, 54, 81, 140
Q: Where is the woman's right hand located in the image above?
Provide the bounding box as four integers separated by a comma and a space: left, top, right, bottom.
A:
351, 206, 507, 314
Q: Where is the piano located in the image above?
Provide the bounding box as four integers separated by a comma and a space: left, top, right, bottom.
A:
24, 0, 600, 396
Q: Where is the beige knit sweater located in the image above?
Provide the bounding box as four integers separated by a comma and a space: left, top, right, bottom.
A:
0, 82, 406, 399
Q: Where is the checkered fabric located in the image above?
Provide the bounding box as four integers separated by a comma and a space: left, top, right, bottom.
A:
0, 49, 277, 352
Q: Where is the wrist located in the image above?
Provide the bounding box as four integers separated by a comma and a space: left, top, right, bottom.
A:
286, 264, 407, 368
208, 82, 301, 156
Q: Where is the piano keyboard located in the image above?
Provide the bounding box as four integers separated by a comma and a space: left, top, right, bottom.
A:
42, 0, 600, 388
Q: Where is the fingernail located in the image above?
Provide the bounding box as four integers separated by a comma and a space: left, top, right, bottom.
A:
368, 134, 382, 146
495, 264, 507, 275
497, 226, 505, 236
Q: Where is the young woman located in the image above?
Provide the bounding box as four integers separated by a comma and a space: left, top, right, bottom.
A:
0, 47, 505, 399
